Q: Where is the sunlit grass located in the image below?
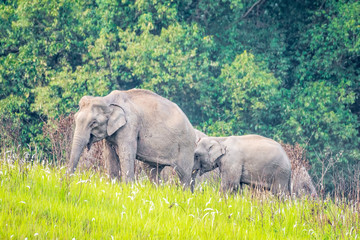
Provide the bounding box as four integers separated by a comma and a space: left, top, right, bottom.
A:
0, 154, 359, 239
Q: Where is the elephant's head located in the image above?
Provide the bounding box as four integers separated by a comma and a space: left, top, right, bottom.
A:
67, 95, 126, 173
194, 138, 225, 176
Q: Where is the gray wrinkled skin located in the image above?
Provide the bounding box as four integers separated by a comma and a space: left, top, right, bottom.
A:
68, 89, 196, 190
193, 135, 292, 195
142, 129, 210, 184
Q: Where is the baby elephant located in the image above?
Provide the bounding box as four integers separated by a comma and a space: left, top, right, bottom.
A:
193, 135, 292, 195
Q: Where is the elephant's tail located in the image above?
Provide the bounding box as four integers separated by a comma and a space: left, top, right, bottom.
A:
288, 173, 292, 196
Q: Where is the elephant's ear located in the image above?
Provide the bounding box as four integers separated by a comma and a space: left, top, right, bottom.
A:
209, 142, 225, 163
107, 104, 126, 136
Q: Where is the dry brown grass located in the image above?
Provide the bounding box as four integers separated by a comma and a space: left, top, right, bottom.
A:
43, 113, 75, 166
281, 143, 318, 198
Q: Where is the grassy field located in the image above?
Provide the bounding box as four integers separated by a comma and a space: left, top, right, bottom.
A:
1, 156, 359, 239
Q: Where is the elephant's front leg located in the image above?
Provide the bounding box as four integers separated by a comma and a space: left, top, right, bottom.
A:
220, 164, 242, 194
173, 153, 195, 192
104, 140, 121, 180
117, 140, 137, 183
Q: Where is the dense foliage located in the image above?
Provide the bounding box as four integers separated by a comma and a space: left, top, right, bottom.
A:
0, 0, 359, 193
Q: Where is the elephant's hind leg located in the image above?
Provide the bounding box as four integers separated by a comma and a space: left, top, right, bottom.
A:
270, 175, 290, 196
142, 162, 165, 185
173, 148, 196, 192
173, 165, 193, 191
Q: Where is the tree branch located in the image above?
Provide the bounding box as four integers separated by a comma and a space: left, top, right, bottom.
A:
0, 47, 19, 57
242, 0, 266, 19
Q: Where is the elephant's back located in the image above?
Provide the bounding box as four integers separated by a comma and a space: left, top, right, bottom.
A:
236, 134, 278, 144
111, 89, 178, 109
128, 90, 192, 128
124, 89, 176, 107
231, 135, 291, 169
235, 135, 284, 152
123, 89, 196, 162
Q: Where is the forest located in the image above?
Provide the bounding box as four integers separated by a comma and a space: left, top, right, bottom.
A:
0, 0, 359, 195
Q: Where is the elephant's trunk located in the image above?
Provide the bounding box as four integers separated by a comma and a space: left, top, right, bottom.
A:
67, 129, 89, 174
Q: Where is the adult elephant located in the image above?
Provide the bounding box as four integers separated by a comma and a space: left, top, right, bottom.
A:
193, 135, 292, 195
142, 129, 208, 184
68, 89, 197, 190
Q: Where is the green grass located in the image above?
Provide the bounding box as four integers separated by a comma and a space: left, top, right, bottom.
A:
1, 158, 359, 239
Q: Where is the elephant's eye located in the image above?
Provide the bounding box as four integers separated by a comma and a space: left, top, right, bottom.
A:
89, 120, 98, 128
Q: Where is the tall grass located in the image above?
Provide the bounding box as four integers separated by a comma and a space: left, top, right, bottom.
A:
0, 151, 359, 239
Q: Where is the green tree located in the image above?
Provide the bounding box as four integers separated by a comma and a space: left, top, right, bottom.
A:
115, 24, 215, 123
201, 51, 283, 137
285, 0, 360, 189
1, 0, 359, 194
0, 0, 98, 144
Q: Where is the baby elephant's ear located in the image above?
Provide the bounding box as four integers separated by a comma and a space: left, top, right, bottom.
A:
107, 104, 126, 136
209, 142, 225, 163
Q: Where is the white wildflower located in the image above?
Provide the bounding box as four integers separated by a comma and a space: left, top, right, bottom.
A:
34, 233, 38, 236
211, 212, 216, 228
131, 190, 138, 195
205, 198, 211, 207
202, 212, 210, 220
41, 169, 51, 174
149, 205, 154, 212
76, 179, 87, 184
